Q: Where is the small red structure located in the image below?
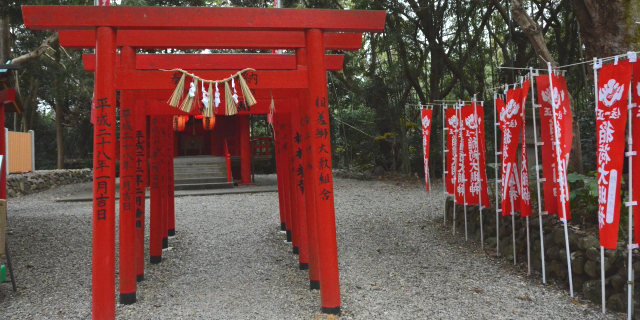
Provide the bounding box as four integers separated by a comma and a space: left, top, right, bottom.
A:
22, 5, 385, 319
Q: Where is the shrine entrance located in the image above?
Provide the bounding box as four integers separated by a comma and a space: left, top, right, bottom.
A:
21, 5, 386, 319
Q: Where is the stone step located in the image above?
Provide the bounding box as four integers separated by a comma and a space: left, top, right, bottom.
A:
173, 156, 226, 165
174, 177, 228, 185
173, 182, 234, 191
174, 172, 227, 179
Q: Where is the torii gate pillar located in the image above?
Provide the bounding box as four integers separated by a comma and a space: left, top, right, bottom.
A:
92, 26, 117, 320
305, 29, 340, 315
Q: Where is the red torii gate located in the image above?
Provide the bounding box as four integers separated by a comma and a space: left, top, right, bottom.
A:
22, 5, 385, 319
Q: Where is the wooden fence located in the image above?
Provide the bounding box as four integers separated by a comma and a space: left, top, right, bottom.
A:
6, 130, 35, 173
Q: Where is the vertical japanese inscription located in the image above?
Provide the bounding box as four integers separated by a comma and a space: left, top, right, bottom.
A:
135, 129, 145, 229
120, 108, 134, 221
95, 97, 112, 220
315, 97, 331, 200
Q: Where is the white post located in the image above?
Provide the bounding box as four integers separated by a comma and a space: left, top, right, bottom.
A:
28, 130, 35, 172
460, 101, 469, 241
548, 62, 573, 297
473, 97, 484, 248
453, 105, 460, 236
443, 105, 448, 224
511, 195, 516, 265
592, 58, 605, 311
494, 93, 501, 256
625, 78, 635, 320
529, 68, 547, 283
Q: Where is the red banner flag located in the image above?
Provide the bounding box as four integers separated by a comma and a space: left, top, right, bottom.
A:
536, 74, 573, 219
519, 80, 533, 217
421, 107, 433, 193
460, 104, 490, 205
596, 61, 632, 249
632, 60, 640, 244
499, 86, 524, 215
446, 107, 459, 194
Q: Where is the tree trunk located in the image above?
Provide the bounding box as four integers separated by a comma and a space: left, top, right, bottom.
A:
0, 17, 10, 65
53, 41, 65, 169
570, 0, 638, 59
509, 0, 585, 173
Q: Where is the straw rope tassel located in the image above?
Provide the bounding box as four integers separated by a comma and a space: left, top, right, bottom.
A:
168, 73, 186, 107
238, 74, 257, 106
225, 81, 237, 115
180, 78, 198, 113
205, 83, 214, 118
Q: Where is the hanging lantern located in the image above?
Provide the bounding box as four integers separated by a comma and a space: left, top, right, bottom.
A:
203, 116, 216, 131
173, 115, 188, 132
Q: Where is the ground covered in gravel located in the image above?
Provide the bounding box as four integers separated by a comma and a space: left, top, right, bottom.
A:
0, 175, 622, 319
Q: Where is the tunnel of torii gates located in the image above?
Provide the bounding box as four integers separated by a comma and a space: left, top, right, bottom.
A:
22, 5, 386, 319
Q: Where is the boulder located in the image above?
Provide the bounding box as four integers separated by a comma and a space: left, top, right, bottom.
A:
373, 166, 385, 176
363, 170, 373, 180
606, 293, 627, 312
585, 247, 600, 262
579, 236, 600, 251
572, 256, 585, 274
610, 274, 626, 293
582, 280, 602, 303
584, 260, 600, 278
551, 260, 568, 279
547, 246, 560, 260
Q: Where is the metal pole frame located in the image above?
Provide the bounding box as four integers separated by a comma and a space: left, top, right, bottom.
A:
528, 67, 547, 284
493, 93, 501, 256
547, 62, 574, 297
625, 76, 636, 320
472, 97, 484, 248
443, 104, 448, 224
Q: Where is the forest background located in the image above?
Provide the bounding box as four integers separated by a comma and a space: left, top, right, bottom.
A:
0, 0, 638, 180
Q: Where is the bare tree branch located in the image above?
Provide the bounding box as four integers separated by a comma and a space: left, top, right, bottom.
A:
10, 31, 59, 65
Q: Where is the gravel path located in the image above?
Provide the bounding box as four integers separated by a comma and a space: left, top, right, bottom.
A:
0, 175, 622, 319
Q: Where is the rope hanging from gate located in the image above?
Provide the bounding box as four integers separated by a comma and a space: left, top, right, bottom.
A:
162, 68, 257, 116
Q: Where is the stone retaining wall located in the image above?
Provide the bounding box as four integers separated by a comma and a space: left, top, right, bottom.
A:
7, 169, 93, 198
445, 198, 640, 313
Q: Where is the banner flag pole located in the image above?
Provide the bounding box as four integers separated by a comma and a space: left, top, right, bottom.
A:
460, 101, 469, 241
625, 75, 635, 320
592, 57, 606, 311
453, 104, 460, 236
473, 96, 484, 249
443, 105, 448, 224
494, 93, 501, 256
549, 62, 574, 297
529, 67, 547, 283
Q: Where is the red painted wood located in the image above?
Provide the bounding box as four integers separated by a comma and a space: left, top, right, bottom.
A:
91, 26, 117, 320
23, 6, 386, 32
60, 30, 362, 50
273, 116, 287, 231
297, 49, 320, 285
168, 122, 175, 236
306, 29, 341, 313
81, 53, 345, 71
115, 70, 308, 90
0, 88, 16, 104
161, 117, 169, 248
134, 99, 147, 281
239, 115, 251, 184
290, 99, 309, 269
149, 116, 163, 263
0, 105, 5, 200
118, 46, 137, 304
144, 98, 291, 116
282, 112, 300, 252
